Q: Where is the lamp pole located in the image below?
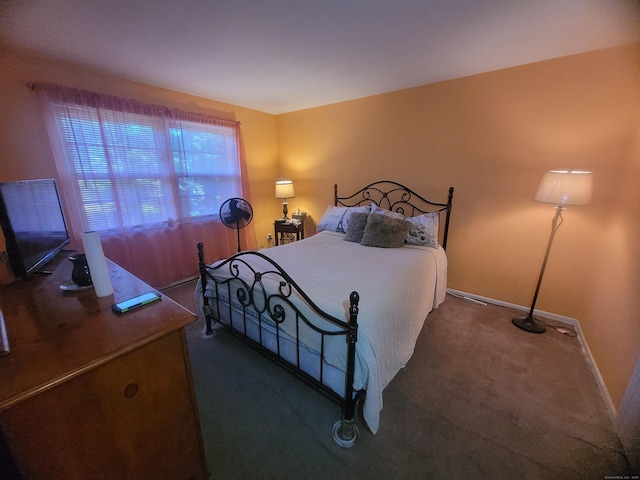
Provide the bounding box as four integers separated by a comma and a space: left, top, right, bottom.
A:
512, 205, 564, 333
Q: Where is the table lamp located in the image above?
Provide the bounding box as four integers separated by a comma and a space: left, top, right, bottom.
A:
275, 180, 295, 220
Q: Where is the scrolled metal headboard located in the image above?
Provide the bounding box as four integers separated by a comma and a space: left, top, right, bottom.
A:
334, 180, 454, 250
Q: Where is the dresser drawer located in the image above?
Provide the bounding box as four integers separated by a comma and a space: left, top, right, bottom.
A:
0, 331, 206, 480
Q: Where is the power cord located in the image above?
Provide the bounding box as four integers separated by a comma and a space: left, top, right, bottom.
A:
448, 291, 488, 306
535, 318, 578, 337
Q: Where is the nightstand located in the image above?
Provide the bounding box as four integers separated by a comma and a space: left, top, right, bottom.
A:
274, 220, 304, 246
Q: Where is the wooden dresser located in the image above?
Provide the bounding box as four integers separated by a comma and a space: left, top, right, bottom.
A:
0, 255, 209, 479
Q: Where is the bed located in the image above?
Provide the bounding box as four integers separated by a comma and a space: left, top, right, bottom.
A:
195, 181, 454, 447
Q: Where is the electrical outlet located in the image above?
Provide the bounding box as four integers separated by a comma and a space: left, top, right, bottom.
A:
267, 233, 273, 241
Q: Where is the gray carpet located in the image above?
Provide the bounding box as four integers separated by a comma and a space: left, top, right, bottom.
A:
163, 281, 631, 479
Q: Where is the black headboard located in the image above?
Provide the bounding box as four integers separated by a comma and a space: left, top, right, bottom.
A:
334, 180, 454, 250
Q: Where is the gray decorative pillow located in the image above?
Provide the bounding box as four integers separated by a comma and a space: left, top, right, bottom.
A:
360, 213, 411, 248
343, 212, 369, 242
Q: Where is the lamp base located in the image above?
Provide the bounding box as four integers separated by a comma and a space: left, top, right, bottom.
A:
512, 315, 546, 334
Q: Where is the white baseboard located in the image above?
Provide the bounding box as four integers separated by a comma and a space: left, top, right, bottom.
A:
446, 288, 617, 420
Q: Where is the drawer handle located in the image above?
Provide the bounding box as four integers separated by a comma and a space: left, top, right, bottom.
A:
124, 383, 139, 398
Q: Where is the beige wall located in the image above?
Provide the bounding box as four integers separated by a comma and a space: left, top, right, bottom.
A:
0, 45, 279, 250
1, 43, 638, 411
276, 44, 640, 410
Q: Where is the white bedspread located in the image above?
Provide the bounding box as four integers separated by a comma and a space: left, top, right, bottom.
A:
197, 230, 447, 434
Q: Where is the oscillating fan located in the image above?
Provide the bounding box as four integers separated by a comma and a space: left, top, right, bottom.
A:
219, 197, 253, 252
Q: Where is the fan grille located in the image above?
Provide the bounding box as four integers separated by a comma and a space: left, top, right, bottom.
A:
219, 197, 253, 251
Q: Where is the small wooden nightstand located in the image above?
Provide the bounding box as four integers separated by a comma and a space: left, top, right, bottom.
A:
274, 220, 304, 246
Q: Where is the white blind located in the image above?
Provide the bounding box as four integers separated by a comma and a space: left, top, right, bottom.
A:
47, 92, 242, 234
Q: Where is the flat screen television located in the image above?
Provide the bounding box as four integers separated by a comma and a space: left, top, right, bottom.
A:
0, 179, 71, 278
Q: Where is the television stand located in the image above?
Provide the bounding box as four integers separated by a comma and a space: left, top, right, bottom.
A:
0, 255, 209, 479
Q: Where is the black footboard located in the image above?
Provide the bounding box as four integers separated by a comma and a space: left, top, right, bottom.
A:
197, 242, 362, 447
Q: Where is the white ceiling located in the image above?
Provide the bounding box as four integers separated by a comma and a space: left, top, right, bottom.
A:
1, 0, 638, 114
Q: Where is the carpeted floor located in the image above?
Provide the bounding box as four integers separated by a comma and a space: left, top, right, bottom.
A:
163, 280, 632, 480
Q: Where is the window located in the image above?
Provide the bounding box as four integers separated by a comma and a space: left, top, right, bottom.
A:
170, 119, 241, 220
46, 91, 243, 233
37, 84, 254, 287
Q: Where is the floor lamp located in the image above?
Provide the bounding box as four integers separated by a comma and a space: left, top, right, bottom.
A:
512, 170, 593, 333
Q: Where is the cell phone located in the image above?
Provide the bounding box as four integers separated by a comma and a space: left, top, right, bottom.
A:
111, 291, 161, 314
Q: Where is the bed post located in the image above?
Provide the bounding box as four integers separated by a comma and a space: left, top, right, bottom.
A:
442, 186, 454, 251
332, 291, 360, 448
197, 242, 215, 339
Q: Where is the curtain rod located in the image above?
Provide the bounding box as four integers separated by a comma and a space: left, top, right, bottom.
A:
27, 82, 241, 125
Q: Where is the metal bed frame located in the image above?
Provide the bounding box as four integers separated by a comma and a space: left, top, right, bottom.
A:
197, 181, 454, 447
334, 180, 454, 250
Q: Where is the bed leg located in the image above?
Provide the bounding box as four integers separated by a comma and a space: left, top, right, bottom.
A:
198, 241, 216, 339
332, 417, 359, 448
202, 308, 216, 339
333, 291, 360, 448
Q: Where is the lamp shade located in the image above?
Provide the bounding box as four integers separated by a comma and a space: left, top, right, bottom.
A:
534, 170, 592, 206
275, 180, 295, 199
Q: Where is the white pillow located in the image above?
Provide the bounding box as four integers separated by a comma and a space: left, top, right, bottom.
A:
369, 203, 405, 219
317, 205, 370, 233
406, 212, 439, 248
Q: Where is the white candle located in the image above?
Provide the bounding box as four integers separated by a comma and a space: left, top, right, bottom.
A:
81, 231, 113, 297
